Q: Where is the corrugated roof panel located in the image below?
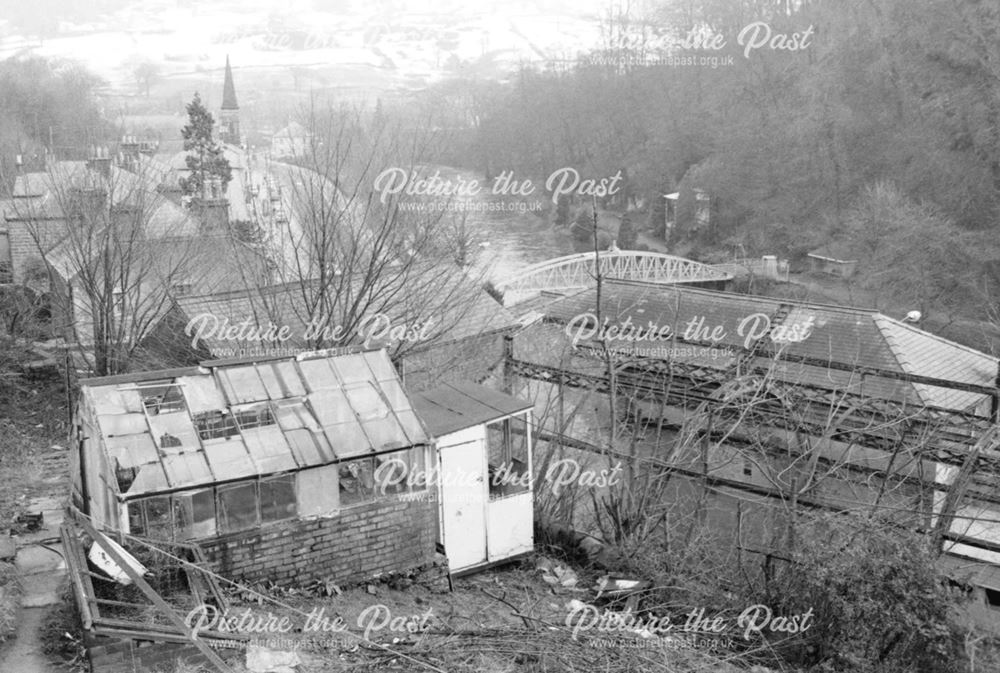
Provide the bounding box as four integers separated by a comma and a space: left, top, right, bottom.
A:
105, 433, 158, 468
203, 437, 257, 481
217, 365, 269, 404
177, 375, 227, 413
98, 412, 149, 437
242, 425, 298, 473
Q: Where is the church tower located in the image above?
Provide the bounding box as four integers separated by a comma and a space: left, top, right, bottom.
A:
219, 56, 241, 146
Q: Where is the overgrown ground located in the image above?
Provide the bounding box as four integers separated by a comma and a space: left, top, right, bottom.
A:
0, 561, 18, 649
0, 369, 70, 526
175, 558, 749, 673
0, 362, 69, 654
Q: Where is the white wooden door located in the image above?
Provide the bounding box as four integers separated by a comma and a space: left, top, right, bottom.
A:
438, 441, 488, 571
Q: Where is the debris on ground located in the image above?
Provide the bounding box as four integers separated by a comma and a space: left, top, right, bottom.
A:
247, 645, 302, 673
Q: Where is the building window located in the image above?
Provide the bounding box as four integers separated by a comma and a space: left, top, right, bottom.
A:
171, 283, 194, 297
174, 488, 217, 539
259, 474, 296, 523
127, 446, 427, 540
374, 450, 415, 496
339, 458, 375, 507
217, 482, 259, 532
985, 587, 1000, 611
487, 415, 530, 499
297, 464, 340, 517
143, 496, 173, 538
194, 410, 239, 440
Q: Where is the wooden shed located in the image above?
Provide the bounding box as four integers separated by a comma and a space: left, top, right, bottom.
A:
413, 382, 535, 574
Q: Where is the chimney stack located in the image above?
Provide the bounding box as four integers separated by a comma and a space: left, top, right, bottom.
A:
87, 145, 111, 178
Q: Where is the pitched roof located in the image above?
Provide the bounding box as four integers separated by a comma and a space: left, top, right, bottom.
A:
6, 160, 169, 221
175, 269, 519, 355
412, 382, 532, 436
544, 280, 997, 412
79, 349, 428, 498
221, 56, 238, 110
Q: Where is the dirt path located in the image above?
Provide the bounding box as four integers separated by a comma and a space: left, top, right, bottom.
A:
0, 606, 59, 673
0, 494, 69, 673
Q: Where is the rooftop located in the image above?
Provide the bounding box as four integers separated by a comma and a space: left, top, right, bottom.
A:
544, 280, 998, 412
175, 268, 520, 355
412, 382, 532, 436
78, 349, 429, 499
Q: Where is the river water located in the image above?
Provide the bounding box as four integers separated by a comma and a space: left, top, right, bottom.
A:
426, 165, 588, 283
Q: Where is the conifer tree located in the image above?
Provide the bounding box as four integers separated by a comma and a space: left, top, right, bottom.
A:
180, 93, 232, 198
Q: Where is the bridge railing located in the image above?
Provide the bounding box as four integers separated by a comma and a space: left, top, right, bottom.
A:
495, 251, 732, 305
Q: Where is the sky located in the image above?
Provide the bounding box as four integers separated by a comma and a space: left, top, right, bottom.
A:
0, 0, 622, 91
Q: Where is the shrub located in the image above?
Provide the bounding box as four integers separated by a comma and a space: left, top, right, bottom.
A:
755, 515, 968, 672
0, 560, 19, 647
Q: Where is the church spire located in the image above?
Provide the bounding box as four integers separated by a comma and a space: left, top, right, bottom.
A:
219, 56, 241, 145
222, 55, 238, 111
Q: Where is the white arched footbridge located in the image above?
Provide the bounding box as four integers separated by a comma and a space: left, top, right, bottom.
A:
494, 250, 732, 306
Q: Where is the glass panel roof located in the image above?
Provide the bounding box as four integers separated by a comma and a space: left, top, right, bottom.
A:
177, 375, 226, 414
105, 433, 158, 468
202, 437, 256, 481
86, 350, 428, 497
218, 366, 269, 404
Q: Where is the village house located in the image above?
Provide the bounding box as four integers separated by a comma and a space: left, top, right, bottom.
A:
270, 121, 312, 159
143, 268, 521, 391
70, 348, 536, 586
507, 278, 1000, 629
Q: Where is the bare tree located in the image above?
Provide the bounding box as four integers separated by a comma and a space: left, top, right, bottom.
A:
133, 61, 161, 98
14, 159, 236, 375
246, 101, 494, 365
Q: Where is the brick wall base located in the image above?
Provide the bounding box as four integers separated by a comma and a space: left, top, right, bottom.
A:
198, 497, 438, 589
